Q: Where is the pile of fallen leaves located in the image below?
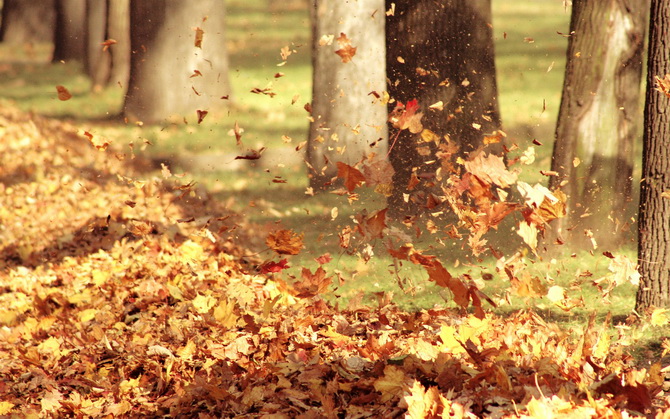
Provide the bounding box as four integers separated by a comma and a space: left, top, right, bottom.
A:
0, 106, 668, 417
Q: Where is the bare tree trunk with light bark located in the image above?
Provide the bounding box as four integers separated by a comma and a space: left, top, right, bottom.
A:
306, 0, 387, 190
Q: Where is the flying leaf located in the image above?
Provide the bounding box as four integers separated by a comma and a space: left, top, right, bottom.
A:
336, 162, 366, 192
56, 85, 72, 101
235, 147, 265, 160
194, 27, 204, 48
389, 99, 423, 134
355, 208, 387, 240
101, 38, 117, 51
196, 110, 208, 124
266, 229, 304, 255
259, 258, 290, 274
335, 32, 357, 63
293, 267, 332, 298
464, 150, 518, 188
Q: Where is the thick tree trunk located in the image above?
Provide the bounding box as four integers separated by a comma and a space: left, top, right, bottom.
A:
85, 0, 130, 91
124, 0, 231, 124
548, 0, 647, 250
636, 0, 670, 311
0, 0, 56, 44
385, 0, 502, 217
52, 0, 86, 62
306, 0, 387, 190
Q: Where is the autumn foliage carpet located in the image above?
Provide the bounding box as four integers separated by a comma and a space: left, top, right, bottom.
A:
0, 106, 668, 417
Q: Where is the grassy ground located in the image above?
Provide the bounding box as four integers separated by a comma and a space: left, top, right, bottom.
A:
1, 0, 664, 354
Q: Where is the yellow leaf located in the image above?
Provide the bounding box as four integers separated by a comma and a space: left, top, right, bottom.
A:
118, 377, 141, 394
546, 285, 565, 303
517, 221, 538, 252
78, 308, 97, 323
92, 270, 110, 286
177, 340, 197, 360
192, 294, 216, 314
0, 401, 14, 414
38, 336, 62, 359
651, 308, 669, 326
180, 240, 205, 262
439, 325, 466, 354
373, 365, 408, 402
213, 298, 239, 328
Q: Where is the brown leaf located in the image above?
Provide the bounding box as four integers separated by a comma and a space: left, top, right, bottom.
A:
196, 110, 208, 124
194, 27, 204, 48
266, 229, 304, 255
293, 267, 332, 298
336, 162, 366, 192
355, 208, 387, 240
335, 33, 357, 63
56, 85, 72, 101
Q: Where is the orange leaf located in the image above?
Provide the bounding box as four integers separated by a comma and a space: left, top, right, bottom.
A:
355, 208, 387, 240
293, 267, 332, 298
335, 32, 356, 63
266, 229, 304, 255
194, 27, 204, 48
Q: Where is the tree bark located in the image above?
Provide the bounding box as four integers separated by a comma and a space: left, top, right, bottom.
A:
52, 0, 86, 62
0, 0, 56, 44
385, 0, 502, 217
85, 0, 111, 88
306, 0, 387, 190
636, 0, 670, 311
548, 0, 648, 250
124, 0, 232, 124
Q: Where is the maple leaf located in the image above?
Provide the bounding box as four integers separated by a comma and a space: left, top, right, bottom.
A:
464, 149, 518, 188
259, 258, 290, 274
389, 99, 424, 134
423, 259, 470, 308
82, 131, 111, 151
56, 85, 72, 101
266, 229, 304, 255
315, 253, 332, 265
293, 267, 332, 298
235, 147, 265, 160
336, 162, 366, 192
335, 32, 357, 63
355, 208, 387, 240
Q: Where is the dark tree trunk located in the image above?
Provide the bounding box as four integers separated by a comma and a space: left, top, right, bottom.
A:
636, 0, 670, 311
385, 0, 502, 217
548, 0, 648, 251
85, 0, 130, 91
0, 0, 56, 44
307, 0, 387, 190
124, 0, 232, 124
52, 0, 86, 62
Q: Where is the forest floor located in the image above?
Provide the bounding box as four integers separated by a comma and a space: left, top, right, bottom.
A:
0, 104, 669, 417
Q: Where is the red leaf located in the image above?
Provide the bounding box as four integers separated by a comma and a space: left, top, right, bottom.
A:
259, 259, 290, 274
315, 253, 332, 265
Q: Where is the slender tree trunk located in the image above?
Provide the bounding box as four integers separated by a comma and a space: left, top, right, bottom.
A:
306, 0, 387, 190
52, 0, 86, 62
548, 0, 648, 250
385, 0, 502, 217
124, 0, 231, 124
107, 0, 130, 88
636, 0, 670, 311
86, 0, 111, 88
0, 0, 56, 44
86, 0, 130, 91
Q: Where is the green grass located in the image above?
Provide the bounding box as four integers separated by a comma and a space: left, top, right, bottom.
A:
2, 0, 666, 358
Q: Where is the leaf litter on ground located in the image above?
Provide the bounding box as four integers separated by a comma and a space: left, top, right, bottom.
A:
0, 105, 668, 417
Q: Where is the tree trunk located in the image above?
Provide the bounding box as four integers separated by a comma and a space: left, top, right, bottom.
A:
306, 0, 387, 190
548, 0, 648, 250
385, 0, 502, 217
85, 0, 130, 91
636, 0, 670, 311
52, 0, 86, 62
85, 0, 111, 88
124, 0, 232, 124
0, 0, 56, 44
